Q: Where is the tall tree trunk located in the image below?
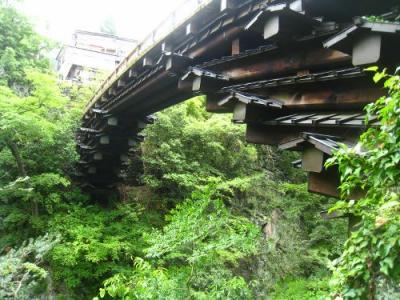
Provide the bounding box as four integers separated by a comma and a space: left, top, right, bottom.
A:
6, 139, 38, 217
6, 139, 27, 177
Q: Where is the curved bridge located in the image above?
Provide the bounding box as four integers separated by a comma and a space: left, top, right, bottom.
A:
76, 0, 400, 197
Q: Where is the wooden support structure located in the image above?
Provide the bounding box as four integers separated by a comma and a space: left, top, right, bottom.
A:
192, 77, 226, 93
117, 79, 126, 88
161, 42, 172, 53
108, 117, 118, 126
308, 167, 340, 198
220, 0, 235, 12
231, 38, 240, 55
128, 69, 137, 79
186, 23, 198, 36
142, 57, 154, 68
100, 136, 110, 145
94, 152, 103, 161
208, 48, 351, 82
120, 154, 129, 163
324, 21, 400, 66
76, 0, 399, 193
205, 94, 232, 113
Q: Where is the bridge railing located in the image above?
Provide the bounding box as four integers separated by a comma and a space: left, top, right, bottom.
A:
86, 0, 214, 111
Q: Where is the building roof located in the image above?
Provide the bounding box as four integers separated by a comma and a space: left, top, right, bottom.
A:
56, 45, 121, 60
73, 30, 138, 43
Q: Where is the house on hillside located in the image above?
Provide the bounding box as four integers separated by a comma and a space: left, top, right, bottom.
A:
56, 30, 137, 83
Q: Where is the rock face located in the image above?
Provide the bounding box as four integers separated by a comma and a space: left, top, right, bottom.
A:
263, 209, 281, 239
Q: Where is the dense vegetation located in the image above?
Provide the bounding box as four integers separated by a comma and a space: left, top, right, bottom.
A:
326, 68, 400, 299
0, 2, 398, 299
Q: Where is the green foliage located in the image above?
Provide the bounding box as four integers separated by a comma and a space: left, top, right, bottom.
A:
142, 97, 259, 199
48, 202, 155, 298
0, 2, 51, 91
0, 70, 81, 182
99, 259, 184, 300
0, 4, 348, 299
145, 186, 259, 262
98, 177, 345, 300
327, 70, 400, 299
97, 98, 347, 299
100, 186, 258, 300
0, 234, 59, 300
364, 7, 400, 23
270, 277, 330, 300
240, 180, 347, 297
0, 174, 73, 248
101, 260, 253, 300
0, 68, 85, 251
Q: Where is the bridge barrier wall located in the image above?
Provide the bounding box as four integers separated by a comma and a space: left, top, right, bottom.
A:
85, 0, 215, 113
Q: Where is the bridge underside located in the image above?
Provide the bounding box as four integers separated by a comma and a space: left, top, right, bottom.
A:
77, 0, 400, 197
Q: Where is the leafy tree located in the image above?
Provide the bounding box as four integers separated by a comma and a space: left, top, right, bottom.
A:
140, 99, 345, 296
0, 4, 349, 299
0, 175, 70, 248
0, 70, 80, 183
43, 202, 149, 298
0, 234, 59, 300
0, 67, 85, 259
0, 2, 51, 92
100, 186, 259, 300
142, 97, 259, 200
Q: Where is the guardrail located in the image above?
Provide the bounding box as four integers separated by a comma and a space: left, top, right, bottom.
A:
86, 0, 215, 111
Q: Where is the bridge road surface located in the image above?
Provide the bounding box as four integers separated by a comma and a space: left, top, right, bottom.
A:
76, 0, 400, 197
